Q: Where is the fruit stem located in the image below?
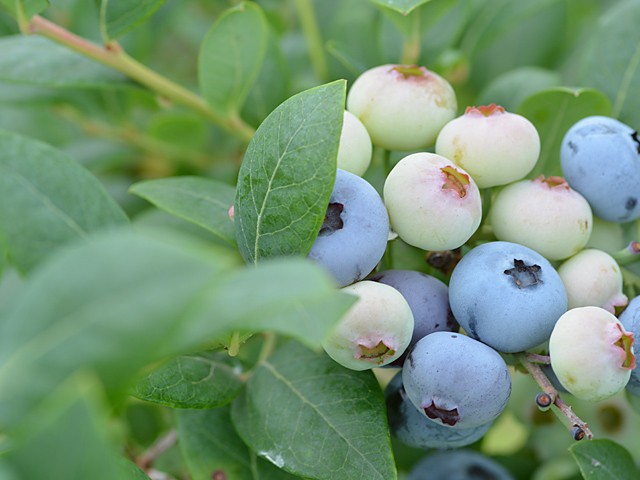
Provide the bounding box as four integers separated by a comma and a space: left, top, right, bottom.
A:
294, 0, 329, 82
400, 12, 421, 65
612, 241, 640, 266
21, 15, 255, 143
228, 331, 242, 357
516, 353, 593, 441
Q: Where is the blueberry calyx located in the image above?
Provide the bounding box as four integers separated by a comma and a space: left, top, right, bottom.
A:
504, 259, 542, 289
441, 165, 469, 198
357, 340, 395, 363
631, 131, 640, 154
424, 400, 460, 426
319, 202, 344, 236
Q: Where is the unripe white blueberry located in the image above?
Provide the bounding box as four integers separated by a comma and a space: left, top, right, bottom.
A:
322, 281, 414, 371
383, 152, 482, 251
558, 249, 628, 313
489, 176, 592, 260
549, 306, 635, 401
435, 104, 540, 188
336, 111, 372, 176
346, 64, 457, 151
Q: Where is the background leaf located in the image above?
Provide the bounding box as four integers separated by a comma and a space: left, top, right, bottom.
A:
234, 80, 345, 264
579, 0, 640, 128
0, 36, 130, 89
570, 438, 639, 480
5, 373, 134, 480
0, 0, 49, 18
0, 130, 129, 273
130, 176, 236, 247
198, 2, 269, 116
176, 406, 298, 480
517, 87, 612, 178
368, 0, 432, 15
232, 341, 396, 480
132, 351, 244, 409
100, 0, 167, 40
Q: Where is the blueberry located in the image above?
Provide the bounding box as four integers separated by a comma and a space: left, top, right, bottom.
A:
618, 296, 640, 397
402, 332, 511, 429
347, 64, 457, 151
550, 306, 635, 401
561, 115, 640, 223
336, 111, 372, 176
436, 104, 540, 188
308, 169, 389, 287
322, 281, 414, 370
385, 372, 492, 449
369, 269, 458, 365
407, 450, 514, 480
449, 241, 568, 353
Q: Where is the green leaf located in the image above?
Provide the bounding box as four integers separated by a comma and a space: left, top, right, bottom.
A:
579, 0, 640, 127
0, 36, 130, 89
231, 341, 396, 480
5, 373, 129, 480
0, 0, 49, 18
100, 0, 167, 40
234, 80, 346, 264
570, 439, 639, 480
517, 87, 612, 178
476, 66, 562, 111
198, 2, 269, 116
0, 130, 129, 273
0, 230, 239, 431
176, 406, 298, 480
184, 258, 356, 350
132, 351, 244, 408
130, 176, 236, 247
368, 0, 432, 15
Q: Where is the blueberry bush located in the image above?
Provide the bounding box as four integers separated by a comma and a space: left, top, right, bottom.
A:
1, 1, 640, 479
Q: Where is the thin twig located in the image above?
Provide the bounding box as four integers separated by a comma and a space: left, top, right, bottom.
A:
136, 429, 178, 471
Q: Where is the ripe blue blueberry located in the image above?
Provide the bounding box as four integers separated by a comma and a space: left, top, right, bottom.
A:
385, 372, 492, 449
561, 115, 640, 222
402, 332, 511, 429
449, 241, 568, 353
308, 169, 389, 287
408, 450, 514, 480
369, 269, 458, 365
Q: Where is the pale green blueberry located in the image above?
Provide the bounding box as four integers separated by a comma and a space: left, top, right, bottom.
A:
558, 249, 628, 313
435, 104, 540, 188
585, 216, 626, 253
322, 281, 414, 371
346, 64, 457, 151
336, 110, 372, 176
489, 176, 592, 260
549, 306, 635, 401
383, 152, 482, 251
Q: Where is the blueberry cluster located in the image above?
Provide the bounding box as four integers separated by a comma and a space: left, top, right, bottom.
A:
307, 63, 640, 453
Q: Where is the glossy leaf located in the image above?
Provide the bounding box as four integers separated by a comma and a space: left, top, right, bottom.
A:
199, 2, 269, 115
368, 0, 432, 15
132, 351, 244, 408
176, 406, 297, 480
0, 130, 129, 273
518, 87, 612, 178
232, 341, 396, 480
234, 80, 345, 264
579, 0, 640, 128
0, 36, 129, 89
570, 439, 639, 480
130, 176, 236, 247
100, 0, 167, 40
